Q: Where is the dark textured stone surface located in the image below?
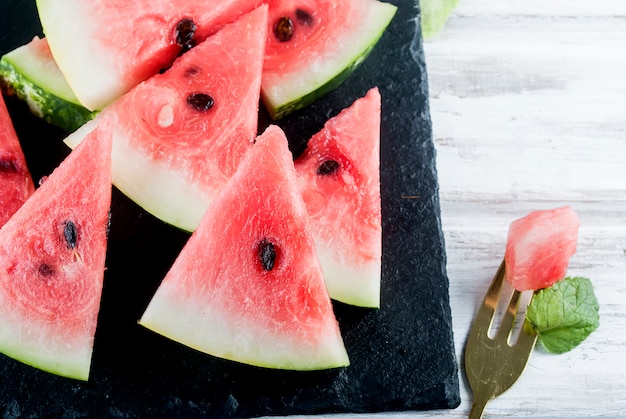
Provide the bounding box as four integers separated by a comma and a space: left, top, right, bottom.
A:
0, 0, 460, 417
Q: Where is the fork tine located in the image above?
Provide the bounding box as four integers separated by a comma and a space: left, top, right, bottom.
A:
496, 288, 521, 341
467, 260, 506, 338
517, 317, 539, 352
484, 260, 506, 312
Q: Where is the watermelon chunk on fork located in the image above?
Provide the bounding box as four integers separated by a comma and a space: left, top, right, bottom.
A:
505, 206, 580, 292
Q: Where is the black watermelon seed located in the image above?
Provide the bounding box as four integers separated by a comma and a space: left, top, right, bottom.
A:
0, 158, 18, 173
273, 16, 294, 42
175, 18, 197, 53
63, 220, 78, 249
184, 66, 200, 77
317, 159, 340, 175
39, 263, 55, 277
258, 239, 277, 272
187, 93, 215, 112
295, 9, 314, 26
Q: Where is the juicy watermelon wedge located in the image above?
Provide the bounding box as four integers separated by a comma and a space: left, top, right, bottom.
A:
36, 0, 264, 110
0, 121, 112, 380
295, 87, 382, 307
0, 94, 35, 227
139, 125, 349, 371
262, 0, 397, 119
505, 206, 580, 292
64, 6, 267, 232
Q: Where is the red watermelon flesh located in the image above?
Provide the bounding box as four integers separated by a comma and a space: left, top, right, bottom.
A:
64, 6, 267, 232
0, 121, 112, 380
294, 87, 382, 307
139, 125, 349, 371
36, 0, 264, 111
505, 206, 580, 292
0, 94, 35, 227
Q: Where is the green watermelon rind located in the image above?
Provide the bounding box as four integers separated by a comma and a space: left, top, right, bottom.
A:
262, 1, 397, 120
265, 42, 373, 120
0, 41, 96, 132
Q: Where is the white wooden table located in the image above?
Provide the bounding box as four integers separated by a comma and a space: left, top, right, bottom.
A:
422, 0, 626, 416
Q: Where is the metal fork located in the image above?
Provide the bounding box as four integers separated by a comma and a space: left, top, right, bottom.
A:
464, 259, 538, 418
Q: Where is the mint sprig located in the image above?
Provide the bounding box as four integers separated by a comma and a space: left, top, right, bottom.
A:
525, 277, 599, 354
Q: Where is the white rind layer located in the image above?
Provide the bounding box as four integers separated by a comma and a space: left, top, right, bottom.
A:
2, 37, 80, 104
316, 243, 381, 308
0, 292, 92, 380
65, 119, 212, 231
36, 0, 122, 110
139, 284, 350, 371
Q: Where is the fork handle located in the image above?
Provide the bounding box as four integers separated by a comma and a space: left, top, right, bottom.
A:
468, 397, 488, 419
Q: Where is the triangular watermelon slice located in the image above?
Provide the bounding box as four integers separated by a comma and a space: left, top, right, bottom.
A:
139, 125, 349, 371
64, 6, 267, 232
0, 121, 112, 380
36, 0, 264, 110
294, 87, 382, 308
0, 94, 35, 227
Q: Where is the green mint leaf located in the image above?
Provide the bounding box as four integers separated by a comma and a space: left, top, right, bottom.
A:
526, 277, 599, 354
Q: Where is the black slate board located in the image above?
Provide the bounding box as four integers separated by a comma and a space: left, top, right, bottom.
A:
0, 0, 460, 417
